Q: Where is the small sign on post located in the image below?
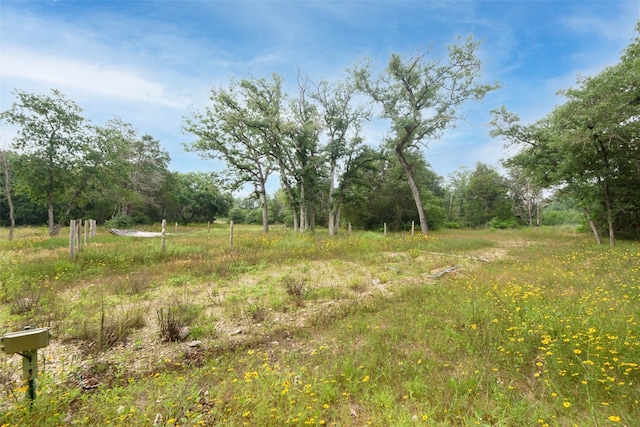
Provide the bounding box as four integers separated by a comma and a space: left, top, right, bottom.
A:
1, 327, 51, 401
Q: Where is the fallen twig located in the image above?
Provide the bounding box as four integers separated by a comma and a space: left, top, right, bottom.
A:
429, 265, 460, 278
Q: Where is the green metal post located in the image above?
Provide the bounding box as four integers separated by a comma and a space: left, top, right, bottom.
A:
22, 349, 38, 401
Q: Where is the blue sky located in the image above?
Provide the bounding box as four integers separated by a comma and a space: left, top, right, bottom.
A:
1, 0, 639, 191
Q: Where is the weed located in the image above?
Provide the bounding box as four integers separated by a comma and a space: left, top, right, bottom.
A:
156, 302, 202, 342
282, 275, 307, 306
243, 301, 269, 323
65, 301, 146, 353
206, 286, 223, 305
348, 277, 368, 297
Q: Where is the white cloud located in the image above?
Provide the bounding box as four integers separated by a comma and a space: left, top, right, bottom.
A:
2, 48, 188, 108
561, 5, 639, 42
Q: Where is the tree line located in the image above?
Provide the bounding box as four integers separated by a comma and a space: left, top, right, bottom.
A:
490, 22, 640, 245
0, 92, 231, 236
2, 26, 638, 243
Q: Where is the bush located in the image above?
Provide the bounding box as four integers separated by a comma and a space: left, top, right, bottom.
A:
104, 214, 136, 229
282, 275, 308, 307
488, 217, 518, 229
541, 209, 583, 226
243, 301, 268, 323
156, 302, 202, 342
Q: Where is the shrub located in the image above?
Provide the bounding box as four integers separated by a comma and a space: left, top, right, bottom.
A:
104, 214, 136, 229
282, 275, 307, 306
156, 302, 202, 342
488, 217, 518, 229
243, 301, 268, 323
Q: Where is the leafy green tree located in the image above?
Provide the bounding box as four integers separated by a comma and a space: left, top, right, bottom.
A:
312, 76, 370, 235
274, 74, 323, 233
267, 191, 287, 225
342, 148, 446, 231
1, 89, 93, 235
88, 119, 171, 225
540, 193, 584, 226
171, 172, 232, 224
463, 163, 513, 228
503, 165, 544, 227
353, 36, 498, 234
185, 76, 279, 232
0, 150, 16, 239
444, 167, 471, 227
491, 24, 640, 243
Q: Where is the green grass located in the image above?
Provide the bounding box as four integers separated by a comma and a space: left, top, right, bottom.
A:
0, 225, 638, 426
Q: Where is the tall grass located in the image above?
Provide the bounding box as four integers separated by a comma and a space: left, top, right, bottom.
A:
0, 225, 638, 426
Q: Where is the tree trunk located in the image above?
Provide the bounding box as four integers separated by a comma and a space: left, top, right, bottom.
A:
310, 205, 316, 233
589, 218, 603, 245
448, 192, 454, 218
53, 185, 86, 236
328, 163, 336, 236
259, 182, 269, 233
1, 152, 15, 241
395, 147, 428, 234
584, 206, 602, 245
299, 181, 307, 233
280, 176, 299, 232
603, 180, 615, 246
526, 181, 533, 227
48, 197, 56, 236
597, 140, 615, 246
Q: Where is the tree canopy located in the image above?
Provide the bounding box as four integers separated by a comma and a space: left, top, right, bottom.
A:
490, 23, 640, 244
352, 36, 498, 234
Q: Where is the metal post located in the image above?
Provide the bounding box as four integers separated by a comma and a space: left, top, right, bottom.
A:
22, 349, 38, 400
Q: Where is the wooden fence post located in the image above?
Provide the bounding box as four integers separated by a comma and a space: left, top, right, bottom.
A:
229, 221, 234, 248
76, 220, 82, 252
384, 223, 387, 237
161, 219, 167, 252
412, 221, 415, 236
69, 220, 76, 259
84, 219, 88, 246
207, 221, 210, 233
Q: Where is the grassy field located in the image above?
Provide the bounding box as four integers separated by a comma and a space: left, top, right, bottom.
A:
0, 224, 638, 426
